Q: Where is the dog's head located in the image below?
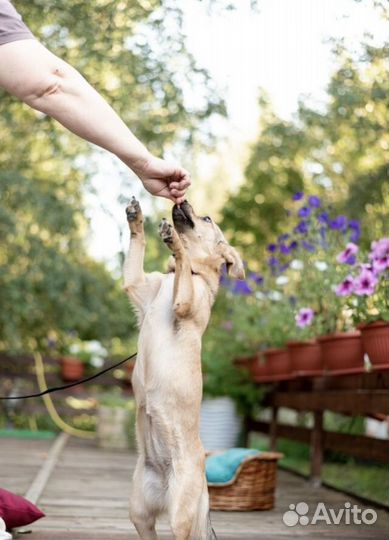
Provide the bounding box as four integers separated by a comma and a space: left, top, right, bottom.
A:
171, 201, 245, 279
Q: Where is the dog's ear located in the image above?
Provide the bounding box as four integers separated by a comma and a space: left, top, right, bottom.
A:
217, 242, 245, 280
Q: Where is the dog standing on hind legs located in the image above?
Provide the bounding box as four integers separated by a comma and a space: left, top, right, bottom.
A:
123, 197, 244, 540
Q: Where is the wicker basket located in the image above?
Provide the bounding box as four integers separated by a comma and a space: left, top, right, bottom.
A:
207, 452, 283, 511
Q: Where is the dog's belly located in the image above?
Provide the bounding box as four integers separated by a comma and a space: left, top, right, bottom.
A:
132, 274, 204, 460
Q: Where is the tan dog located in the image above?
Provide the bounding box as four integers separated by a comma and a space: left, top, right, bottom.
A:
123, 198, 244, 540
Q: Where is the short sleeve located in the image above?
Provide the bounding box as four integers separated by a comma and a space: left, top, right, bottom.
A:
0, 0, 34, 46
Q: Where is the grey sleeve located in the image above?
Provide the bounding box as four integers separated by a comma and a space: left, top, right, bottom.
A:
0, 0, 34, 46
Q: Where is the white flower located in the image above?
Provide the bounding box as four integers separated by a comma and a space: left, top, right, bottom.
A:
315, 261, 328, 271
268, 290, 282, 301
276, 276, 289, 285
291, 259, 304, 270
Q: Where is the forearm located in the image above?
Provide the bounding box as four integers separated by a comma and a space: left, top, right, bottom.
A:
0, 40, 150, 171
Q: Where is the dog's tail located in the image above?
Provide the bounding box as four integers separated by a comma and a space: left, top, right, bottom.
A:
190, 482, 217, 540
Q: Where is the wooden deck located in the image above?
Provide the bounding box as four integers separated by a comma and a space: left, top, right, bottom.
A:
0, 435, 387, 540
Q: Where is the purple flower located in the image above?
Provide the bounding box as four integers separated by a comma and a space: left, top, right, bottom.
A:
278, 233, 290, 242
369, 237, 389, 274
268, 256, 279, 267
289, 240, 298, 250
354, 268, 378, 296
298, 206, 311, 218
232, 280, 253, 295
348, 220, 361, 242
317, 212, 329, 224
308, 195, 321, 208
295, 307, 314, 328
302, 240, 315, 252
280, 263, 290, 272
335, 275, 355, 296
370, 237, 389, 259
372, 255, 389, 274
248, 272, 264, 285
294, 220, 309, 234
267, 243, 277, 253
336, 242, 359, 265
293, 192, 304, 201
330, 215, 348, 231
280, 243, 291, 255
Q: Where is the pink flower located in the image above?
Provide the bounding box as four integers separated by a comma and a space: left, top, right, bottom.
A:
354, 268, 378, 296
372, 254, 389, 274
368, 238, 389, 274
295, 307, 314, 328
370, 237, 389, 259
336, 242, 358, 265
335, 275, 355, 296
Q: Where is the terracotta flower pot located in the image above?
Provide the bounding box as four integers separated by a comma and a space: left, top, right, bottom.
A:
250, 354, 270, 382
318, 331, 364, 374
287, 340, 323, 376
60, 356, 84, 381
234, 356, 256, 371
359, 320, 389, 369
264, 348, 292, 379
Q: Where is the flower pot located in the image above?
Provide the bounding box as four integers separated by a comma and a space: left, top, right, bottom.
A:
250, 354, 270, 382
200, 397, 242, 450
287, 340, 323, 376
60, 356, 84, 382
234, 356, 256, 371
359, 321, 389, 369
318, 331, 364, 374
264, 348, 292, 380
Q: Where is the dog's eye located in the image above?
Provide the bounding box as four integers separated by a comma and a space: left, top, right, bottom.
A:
202, 216, 212, 223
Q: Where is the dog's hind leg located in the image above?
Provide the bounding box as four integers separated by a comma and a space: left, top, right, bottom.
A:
130, 458, 162, 540
167, 459, 207, 540
159, 220, 194, 319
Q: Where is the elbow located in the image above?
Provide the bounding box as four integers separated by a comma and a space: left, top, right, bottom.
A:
24, 71, 63, 112
174, 302, 192, 319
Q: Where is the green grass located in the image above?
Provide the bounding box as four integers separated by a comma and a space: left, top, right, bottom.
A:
251, 434, 389, 507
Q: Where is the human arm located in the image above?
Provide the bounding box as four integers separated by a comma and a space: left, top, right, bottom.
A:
0, 38, 190, 202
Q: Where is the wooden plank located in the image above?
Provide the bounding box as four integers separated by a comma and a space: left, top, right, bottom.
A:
272, 390, 389, 414
248, 420, 389, 463
25, 432, 69, 504
310, 411, 323, 486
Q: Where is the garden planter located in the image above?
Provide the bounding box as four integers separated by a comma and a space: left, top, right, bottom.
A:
264, 348, 292, 380
200, 397, 242, 450
318, 331, 364, 374
359, 321, 389, 369
234, 356, 256, 372
250, 354, 270, 382
287, 340, 323, 376
60, 356, 84, 382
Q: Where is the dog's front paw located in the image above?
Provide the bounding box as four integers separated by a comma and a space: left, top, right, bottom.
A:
159, 218, 174, 244
126, 196, 142, 223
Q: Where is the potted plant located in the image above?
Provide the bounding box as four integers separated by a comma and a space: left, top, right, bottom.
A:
267, 193, 366, 374
260, 292, 294, 380
97, 393, 136, 450
334, 236, 389, 369
59, 339, 107, 381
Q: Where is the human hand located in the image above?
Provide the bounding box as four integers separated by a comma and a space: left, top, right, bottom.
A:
132, 154, 191, 204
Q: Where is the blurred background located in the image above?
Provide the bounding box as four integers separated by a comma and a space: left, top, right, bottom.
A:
0, 0, 388, 507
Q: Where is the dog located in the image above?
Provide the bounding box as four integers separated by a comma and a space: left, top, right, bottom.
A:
123, 198, 244, 540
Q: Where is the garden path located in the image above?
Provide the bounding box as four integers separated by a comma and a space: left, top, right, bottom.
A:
0, 435, 387, 540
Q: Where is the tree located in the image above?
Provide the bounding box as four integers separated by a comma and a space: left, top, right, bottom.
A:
0, 0, 225, 351
221, 32, 388, 263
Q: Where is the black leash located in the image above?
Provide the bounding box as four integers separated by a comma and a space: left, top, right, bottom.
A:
0, 352, 137, 400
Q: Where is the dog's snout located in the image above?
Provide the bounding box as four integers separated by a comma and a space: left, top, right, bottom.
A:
172, 201, 194, 230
